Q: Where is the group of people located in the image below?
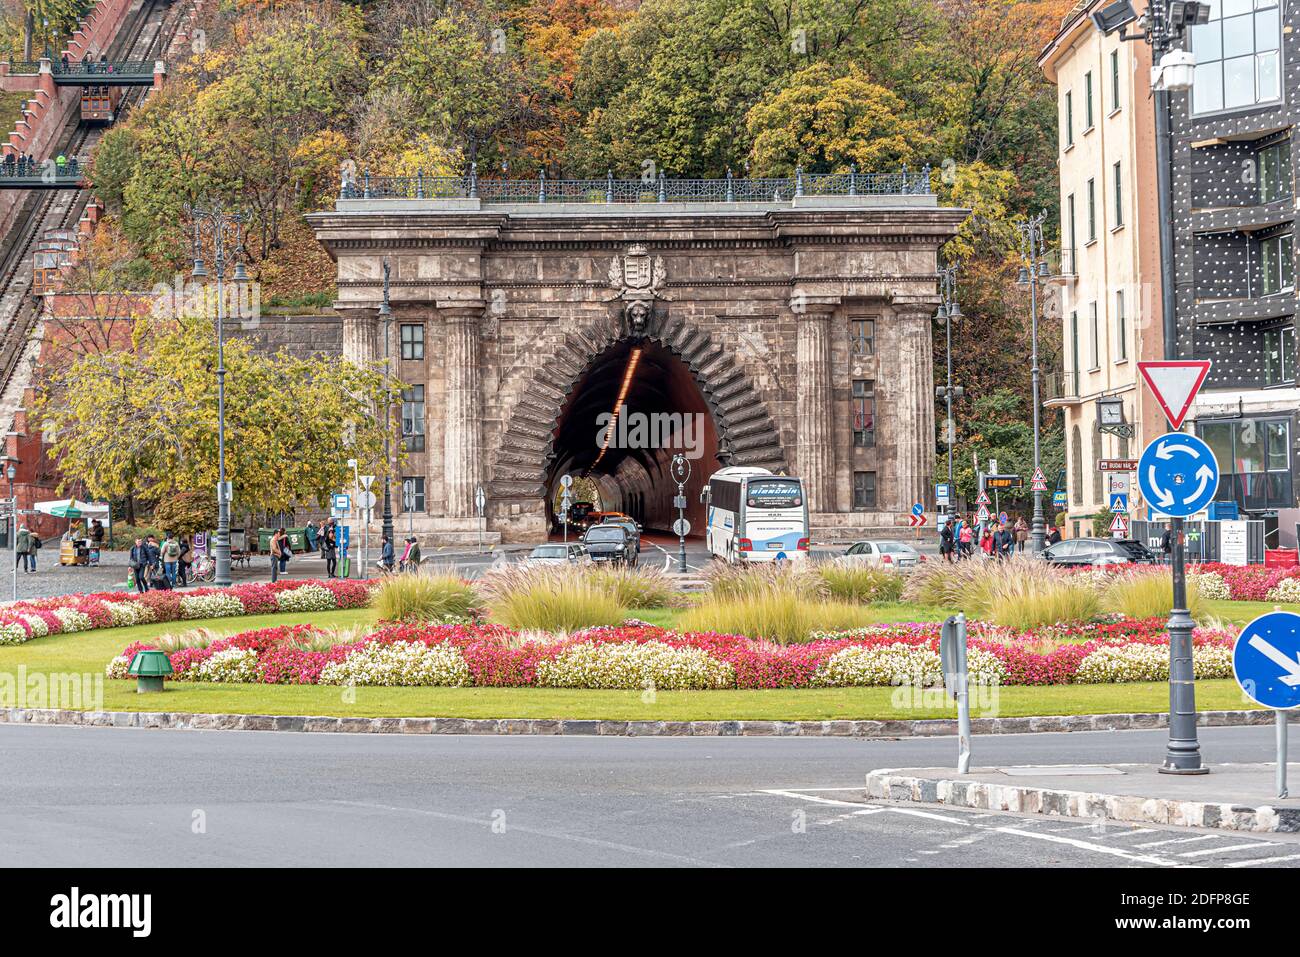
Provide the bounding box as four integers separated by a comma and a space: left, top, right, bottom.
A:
303, 519, 341, 578
58, 52, 113, 73
12, 526, 42, 571
0, 152, 81, 178
379, 534, 422, 572
128, 533, 194, 592
938, 515, 1062, 561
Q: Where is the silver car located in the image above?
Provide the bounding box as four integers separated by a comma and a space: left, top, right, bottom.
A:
843, 540, 924, 569
524, 543, 587, 566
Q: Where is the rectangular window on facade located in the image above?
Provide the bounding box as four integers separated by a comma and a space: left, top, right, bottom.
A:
1115, 290, 1128, 361
1264, 324, 1296, 384
1066, 194, 1076, 271
1200, 418, 1293, 510
401, 385, 426, 452
1112, 161, 1123, 227
402, 477, 426, 512
1259, 233, 1295, 295
851, 380, 875, 447
1084, 71, 1094, 128
1191, 0, 1282, 114
852, 471, 877, 510
1069, 310, 1080, 391
400, 324, 425, 360
1259, 140, 1292, 204
850, 318, 875, 356
1089, 301, 1100, 369
1086, 179, 1097, 241
1110, 49, 1120, 111
1064, 90, 1073, 147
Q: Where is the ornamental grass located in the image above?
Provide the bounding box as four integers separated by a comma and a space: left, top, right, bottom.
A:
902, 556, 1099, 628
1103, 569, 1207, 621
677, 592, 878, 645
816, 561, 905, 604
476, 563, 678, 610
372, 571, 481, 623
487, 577, 627, 632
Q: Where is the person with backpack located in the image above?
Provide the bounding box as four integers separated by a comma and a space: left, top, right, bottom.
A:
14, 525, 30, 572
161, 533, 182, 587
320, 520, 337, 578
269, 528, 289, 582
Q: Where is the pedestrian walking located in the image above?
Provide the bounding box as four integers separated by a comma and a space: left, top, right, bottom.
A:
320, 521, 337, 578
959, 521, 973, 559
939, 519, 954, 563
269, 528, 290, 582
994, 523, 1015, 559
305, 520, 318, 553
1160, 523, 1175, 565
1014, 517, 1029, 553
177, 534, 192, 586
129, 537, 150, 592
1046, 525, 1062, 546
27, 532, 40, 571
380, 534, 394, 572
161, 533, 181, 587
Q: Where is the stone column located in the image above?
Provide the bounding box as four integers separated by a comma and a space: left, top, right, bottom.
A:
795, 305, 837, 512
892, 305, 936, 510
441, 302, 486, 520
340, 307, 377, 367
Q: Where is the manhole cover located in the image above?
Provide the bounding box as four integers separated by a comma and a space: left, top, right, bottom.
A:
996, 765, 1125, 777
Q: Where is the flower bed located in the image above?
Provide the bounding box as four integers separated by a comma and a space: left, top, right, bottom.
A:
106, 616, 1239, 689
0, 578, 375, 646
1187, 562, 1300, 602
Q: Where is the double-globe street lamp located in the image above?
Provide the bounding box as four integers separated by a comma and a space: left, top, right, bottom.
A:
189, 202, 250, 589
933, 264, 963, 514
1015, 212, 1050, 555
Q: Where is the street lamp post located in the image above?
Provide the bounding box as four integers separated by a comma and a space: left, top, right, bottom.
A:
670, 454, 690, 574
1015, 212, 1050, 554
6, 462, 16, 601
189, 202, 248, 589
378, 259, 395, 552
934, 265, 963, 514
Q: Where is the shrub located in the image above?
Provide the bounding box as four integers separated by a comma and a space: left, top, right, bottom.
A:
373, 572, 480, 623
1105, 570, 1207, 621
817, 561, 904, 603
678, 592, 878, 644
488, 577, 627, 632
1266, 577, 1300, 604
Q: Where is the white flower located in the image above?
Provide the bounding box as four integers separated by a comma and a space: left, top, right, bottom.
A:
51, 608, 93, 632
104, 600, 156, 627
1073, 643, 1231, 683
536, 641, 734, 690
319, 641, 470, 687
192, 647, 260, 683
276, 583, 336, 613
105, 655, 132, 679
1266, 577, 1300, 604
1188, 572, 1231, 601
180, 594, 246, 620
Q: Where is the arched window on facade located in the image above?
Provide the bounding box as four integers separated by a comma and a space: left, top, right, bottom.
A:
1071, 425, 1083, 505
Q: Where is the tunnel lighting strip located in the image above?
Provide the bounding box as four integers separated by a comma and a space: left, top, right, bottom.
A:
589, 346, 642, 470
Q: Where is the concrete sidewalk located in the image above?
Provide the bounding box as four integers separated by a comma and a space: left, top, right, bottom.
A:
866, 763, 1300, 833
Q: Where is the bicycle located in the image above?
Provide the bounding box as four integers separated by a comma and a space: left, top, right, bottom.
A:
191, 554, 216, 583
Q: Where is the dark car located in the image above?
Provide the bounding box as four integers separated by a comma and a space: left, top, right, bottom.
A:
600, 516, 642, 556
583, 524, 635, 565
1042, 537, 1158, 567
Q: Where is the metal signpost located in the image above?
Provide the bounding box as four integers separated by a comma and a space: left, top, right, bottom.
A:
475, 485, 486, 554
359, 475, 375, 577
940, 613, 971, 774
670, 454, 691, 574
559, 474, 573, 545
1232, 612, 1300, 798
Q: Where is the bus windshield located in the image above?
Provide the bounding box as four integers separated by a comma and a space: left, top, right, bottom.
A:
746, 478, 802, 509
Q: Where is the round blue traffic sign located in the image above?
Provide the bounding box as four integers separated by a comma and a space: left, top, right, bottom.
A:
1233, 612, 1300, 710
1137, 432, 1219, 518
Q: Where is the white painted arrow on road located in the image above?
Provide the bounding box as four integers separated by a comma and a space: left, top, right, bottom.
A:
1247, 635, 1300, 687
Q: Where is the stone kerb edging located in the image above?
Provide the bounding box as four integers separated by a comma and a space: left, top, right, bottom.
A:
0, 706, 1290, 738
864, 768, 1300, 834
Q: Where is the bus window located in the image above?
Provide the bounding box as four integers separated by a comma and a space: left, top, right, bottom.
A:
745, 478, 802, 508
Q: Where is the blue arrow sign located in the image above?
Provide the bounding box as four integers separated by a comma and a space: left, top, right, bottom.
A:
1233, 612, 1300, 710
1137, 432, 1219, 518
1109, 492, 1128, 514
911, 502, 924, 517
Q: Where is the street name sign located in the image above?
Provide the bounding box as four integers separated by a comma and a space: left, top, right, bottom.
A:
1137, 359, 1211, 431
1138, 433, 1220, 518
1097, 459, 1138, 472
1233, 612, 1300, 710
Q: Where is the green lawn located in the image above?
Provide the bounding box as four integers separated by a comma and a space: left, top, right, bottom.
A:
1204, 598, 1300, 626
636, 602, 952, 630
0, 605, 1265, 721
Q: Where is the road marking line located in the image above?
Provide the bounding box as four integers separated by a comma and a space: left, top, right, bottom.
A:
325, 799, 729, 867
1179, 842, 1279, 858
879, 806, 973, 826
759, 789, 872, 808
990, 827, 1189, 867
1226, 853, 1300, 868
1133, 834, 1221, 848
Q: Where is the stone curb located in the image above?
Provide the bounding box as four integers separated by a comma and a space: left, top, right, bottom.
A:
864, 767, 1300, 834
0, 706, 1290, 737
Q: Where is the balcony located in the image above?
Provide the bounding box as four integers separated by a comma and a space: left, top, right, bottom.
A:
1043, 370, 1079, 405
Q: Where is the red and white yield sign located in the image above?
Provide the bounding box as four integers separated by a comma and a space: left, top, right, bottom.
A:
1137, 360, 1211, 431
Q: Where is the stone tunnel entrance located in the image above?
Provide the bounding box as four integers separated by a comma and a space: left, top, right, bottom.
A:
545, 338, 718, 534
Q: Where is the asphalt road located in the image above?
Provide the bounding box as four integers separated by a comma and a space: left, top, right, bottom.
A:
2, 724, 1296, 868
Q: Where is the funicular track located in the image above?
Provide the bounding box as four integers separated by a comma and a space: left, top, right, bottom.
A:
0, 0, 187, 414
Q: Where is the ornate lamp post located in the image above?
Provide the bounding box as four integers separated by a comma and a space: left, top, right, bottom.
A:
378, 259, 395, 549
933, 264, 963, 512
189, 202, 248, 588
1015, 212, 1050, 555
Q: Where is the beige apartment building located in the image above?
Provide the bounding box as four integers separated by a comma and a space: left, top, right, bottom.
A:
1039, 0, 1167, 537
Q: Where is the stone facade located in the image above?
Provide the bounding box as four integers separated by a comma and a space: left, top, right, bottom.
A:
308, 193, 965, 544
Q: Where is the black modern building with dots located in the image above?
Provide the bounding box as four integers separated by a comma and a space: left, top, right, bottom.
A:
1172, 0, 1298, 524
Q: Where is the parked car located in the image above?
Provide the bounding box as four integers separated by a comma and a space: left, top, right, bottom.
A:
582, 524, 635, 565
600, 516, 642, 556
1042, 537, 1158, 567
842, 540, 925, 569
524, 543, 587, 566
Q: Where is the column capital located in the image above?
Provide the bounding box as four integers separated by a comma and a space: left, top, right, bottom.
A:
437, 300, 487, 323
790, 298, 840, 320
891, 295, 941, 321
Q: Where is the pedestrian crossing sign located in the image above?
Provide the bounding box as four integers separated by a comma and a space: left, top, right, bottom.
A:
1109, 493, 1129, 514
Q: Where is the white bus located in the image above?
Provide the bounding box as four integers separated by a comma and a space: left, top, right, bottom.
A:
701, 467, 810, 563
